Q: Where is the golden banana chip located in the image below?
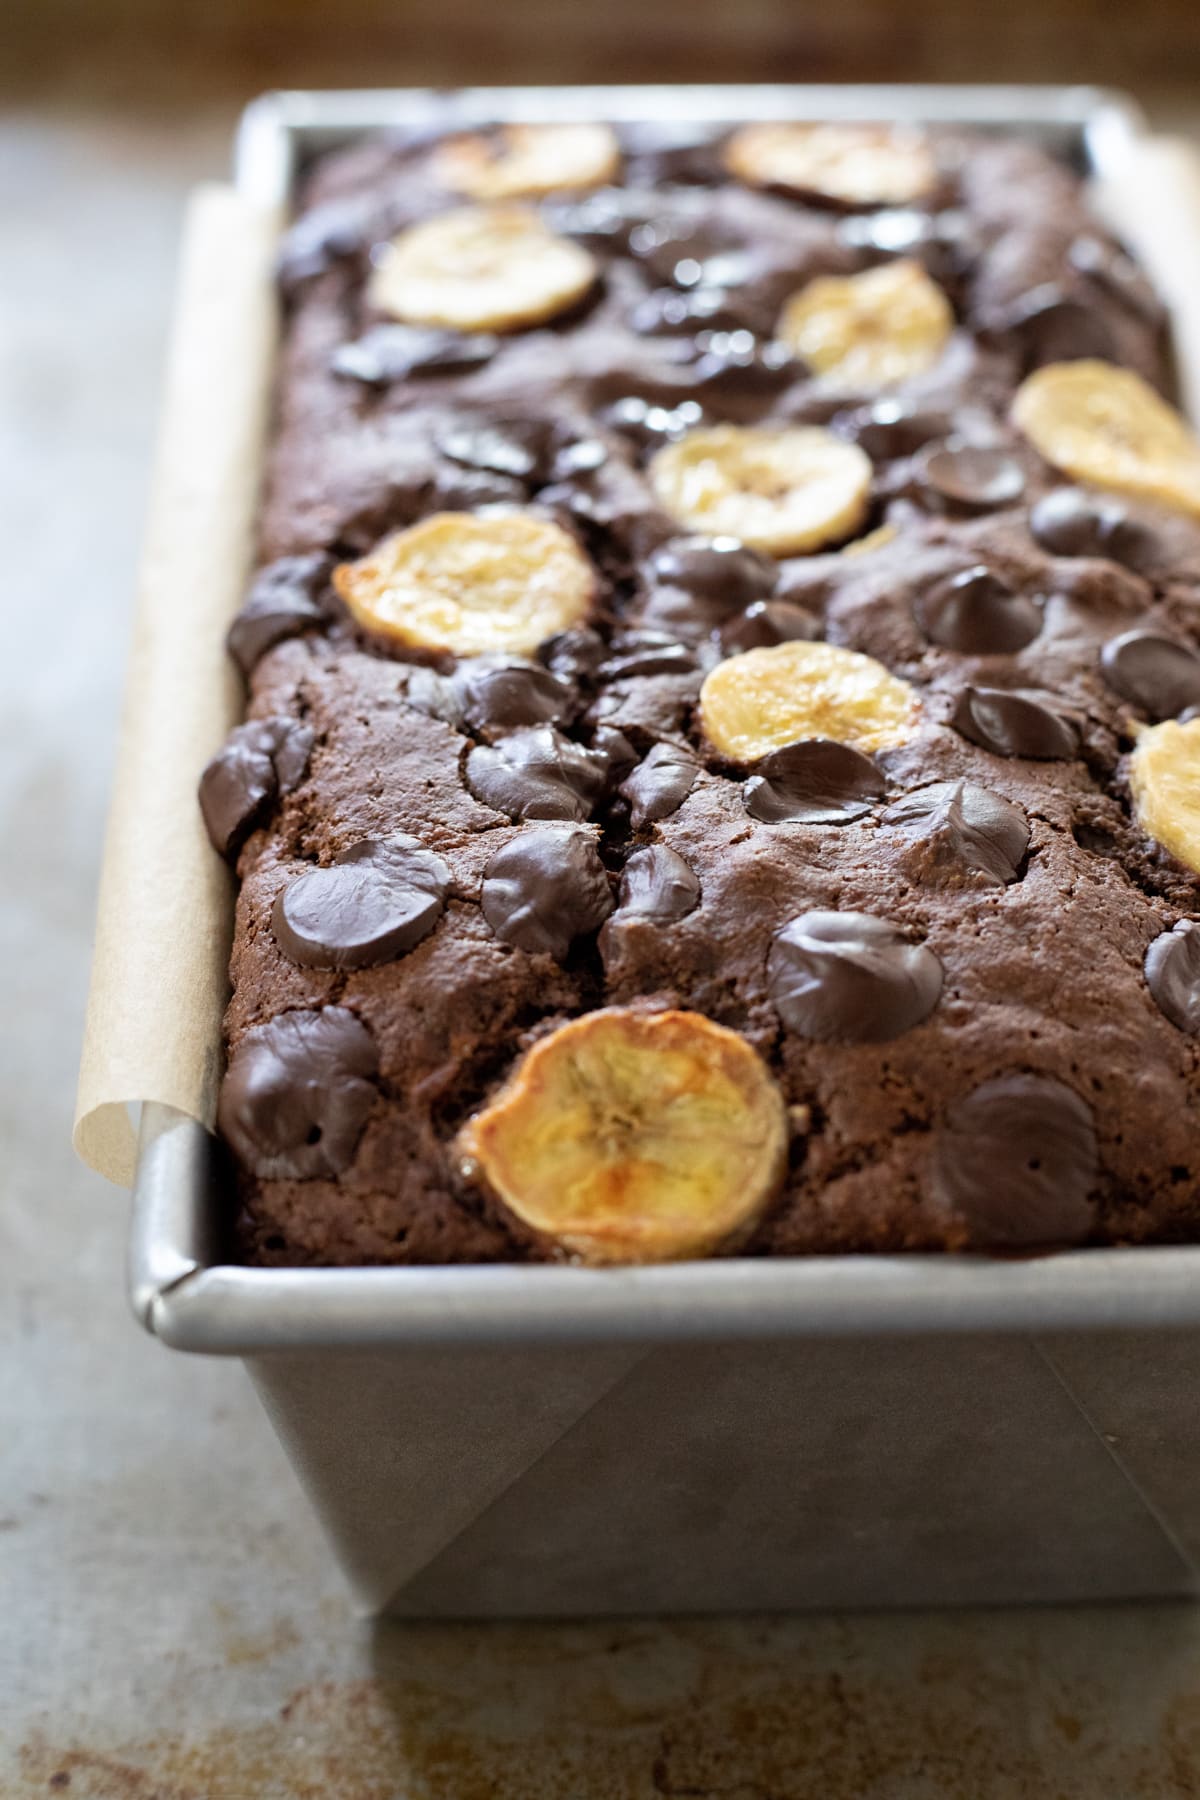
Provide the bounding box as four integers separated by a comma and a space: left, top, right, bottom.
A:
334, 511, 595, 657
431, 123, 621, 200
648, 424, 872, 555
777, 259, 953, 392
460, 1007, 790, 1264
1012, 361, 1200, 519
1129, 716, 1200, 875
725, 122, 937, 207
367, 204, 597, 334
701, 639, 917, 761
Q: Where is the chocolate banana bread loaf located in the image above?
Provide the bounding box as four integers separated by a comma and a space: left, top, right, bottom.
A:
202, 115, 1200, 1266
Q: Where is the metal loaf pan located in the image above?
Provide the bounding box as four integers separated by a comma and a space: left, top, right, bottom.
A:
133, 85, 1200, 1618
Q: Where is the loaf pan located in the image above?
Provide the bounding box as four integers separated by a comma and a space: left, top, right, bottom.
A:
130, 86, 1200, 1617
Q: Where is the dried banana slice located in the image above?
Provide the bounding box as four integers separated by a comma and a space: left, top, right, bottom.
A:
432, 123, 621, 200
648, 424, 872, 556
724, 121, 937, 208
1129, 716, 1200, 875
777, 259, 953, 391
367, 205, 597, 334
334, 511, 595, 657
459, 1007, 789, 1264
1012, 361, 1200, 519
701, 639, 917, 762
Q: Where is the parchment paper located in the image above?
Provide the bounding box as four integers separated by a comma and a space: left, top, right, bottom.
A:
73, 184, 281, 1184
73, 140, 1200, 1189
1092, 136, 1200, 426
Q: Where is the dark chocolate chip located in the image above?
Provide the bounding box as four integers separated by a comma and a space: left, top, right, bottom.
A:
1099, 629, 1200, 721
551, 438, 609, 480
540, 626, 609, 686
272, 836, 451, 970
434, 419, 545, 479
276, 195, 377, 293
600, 633, 701, 682
454, 657, 575, 734
217, 1007, 378, 1180
1028, 488, 1156, 569
952, 686, 1080, 760
884, 780, 1029, 886
465, 726, 608, 821
331, 324, 500, 385
592, 724, 638, 786
934, 1074, 1098, 1248
599, 395, 705, 448
227, 554, 329, 676
647, 535, 777, 607
743, 739, 885, 824
989, 283, 1117, 371
620, 741, 699, 828
719, 598, 822, 654
916, 441, 1026, 510
1145, 920, 1200, 1034
199, 716, 315, 860
429, 466, 527, 510
400, 665, 465, 729
1069, 234, 1165, 326
914, 565, 1042, 654
631, 287, 748, 337
768, 910, 942, 1043
481, 827, 613, 959
833, 399, 955, 461
612, 844, 700, 924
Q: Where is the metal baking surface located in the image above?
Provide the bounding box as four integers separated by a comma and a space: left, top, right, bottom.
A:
132, 87, 1200, 1616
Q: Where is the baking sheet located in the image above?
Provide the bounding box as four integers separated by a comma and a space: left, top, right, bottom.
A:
72, 95, 1200, 1189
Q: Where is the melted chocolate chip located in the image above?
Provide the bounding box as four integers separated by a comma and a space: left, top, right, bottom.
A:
916, 441, 1026, 510
454, 657, 575, 735
540, 627, 609, 686
934, 1074, 1098, 1247
227, 554, 329, 676
719, 598, 822, 654
276, 195, 377, 294
273, 836, 451, 970
199, 716, 315, 860
551, 438, 609, 480
600, 633, 701, 682
1145, 920, 1200, 1034
1028, 488, 1156, 568
990, 283, 1117, 371
834, 399, 955, 461
481, 827, 613, 959
884, 780, 1029, 886
914, 565, 1042, 654
592, 724, 639, 785
612, 844, 700, 924
332, 324, 499, 384
217, 1007, 378, 1180
1099, 630, 1200, 720
647, 535, 777, 607
1069, 234, 1165, 326
743, 740, 885, 824
434, 419, 545, 479
599, 395, 705, 448
620, 741, 699, 828
400, 666, 465, 729
465, 727, 608, 821
631, 286, 748, 337
429, 466, 527, 510
952, 686, 1080, 760
768, 911, 943, 1043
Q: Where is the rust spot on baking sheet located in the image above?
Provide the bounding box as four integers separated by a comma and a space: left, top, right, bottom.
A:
17, 1614, 1200, 1799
